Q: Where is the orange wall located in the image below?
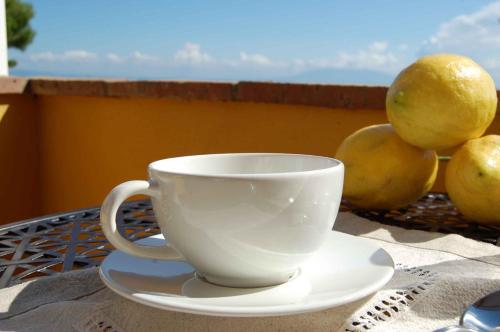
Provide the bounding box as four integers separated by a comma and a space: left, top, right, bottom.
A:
0, 95, 40, 223
38, 95, 389, 215
0, 93, 499, 223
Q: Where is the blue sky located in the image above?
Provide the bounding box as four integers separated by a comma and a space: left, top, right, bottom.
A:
9, 0, 500, 85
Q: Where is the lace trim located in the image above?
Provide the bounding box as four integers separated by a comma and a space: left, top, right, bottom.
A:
75, 264, 438, 332
343, 264, 438, 331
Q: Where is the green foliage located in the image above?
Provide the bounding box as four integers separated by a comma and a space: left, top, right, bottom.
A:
6, 0, 35, 67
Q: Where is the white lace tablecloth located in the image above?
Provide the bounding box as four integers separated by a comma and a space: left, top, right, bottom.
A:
0, 212, 499, 332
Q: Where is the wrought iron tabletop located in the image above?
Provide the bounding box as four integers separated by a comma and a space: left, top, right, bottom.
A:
0, 193, 498, 289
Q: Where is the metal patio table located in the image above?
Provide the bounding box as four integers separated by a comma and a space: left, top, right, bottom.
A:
0, 193, 499, 289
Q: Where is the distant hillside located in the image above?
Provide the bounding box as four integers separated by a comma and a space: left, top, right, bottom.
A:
10, 69, 99, 78
287, 68, 393, 85
11, 67, 394, 86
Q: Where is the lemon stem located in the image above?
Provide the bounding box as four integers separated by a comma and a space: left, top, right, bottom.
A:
438, 156, 452, 161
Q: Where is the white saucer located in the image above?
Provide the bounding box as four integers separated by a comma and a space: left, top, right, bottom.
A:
99, 231, 394, 317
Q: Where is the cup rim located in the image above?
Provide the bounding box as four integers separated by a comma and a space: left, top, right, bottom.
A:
149, 153, 343, 179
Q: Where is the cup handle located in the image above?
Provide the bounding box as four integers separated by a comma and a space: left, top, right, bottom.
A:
101, 180, 183, 260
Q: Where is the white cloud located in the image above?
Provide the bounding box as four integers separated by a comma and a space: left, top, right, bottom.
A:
29, 50, 98, 62
106, 53, 125, 63
369, 41, 388, 52
421, 0, 500, 76
30, 52, 57, 62
21, 41, 407, 82
61, 50, 98, 61
239, 52, 273, 65
130, 51, 159, 63
108, 51, 160, 64
337, 41, 399, 70
424, 2, 500, 50
398, 43, 409, 51
293, 41, 401, 73
485, 58, 500, 69
174, 43, 212, 64
25, 41, 401, 75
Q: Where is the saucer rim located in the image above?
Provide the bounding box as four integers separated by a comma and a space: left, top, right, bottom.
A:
99, 231, 395, 317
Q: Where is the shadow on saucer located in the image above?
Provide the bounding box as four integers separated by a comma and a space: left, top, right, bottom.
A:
370, 248, 395, 268
0, 267, 374, 331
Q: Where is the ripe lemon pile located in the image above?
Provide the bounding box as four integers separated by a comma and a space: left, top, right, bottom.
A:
336, 54, 499, 225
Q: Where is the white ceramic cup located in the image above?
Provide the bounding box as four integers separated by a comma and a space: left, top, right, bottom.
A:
101, 153, 344, 288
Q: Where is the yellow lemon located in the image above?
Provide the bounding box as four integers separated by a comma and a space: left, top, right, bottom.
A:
335, 124, 438, 209
445, 135, 500, 224
386, 54, 497, 150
